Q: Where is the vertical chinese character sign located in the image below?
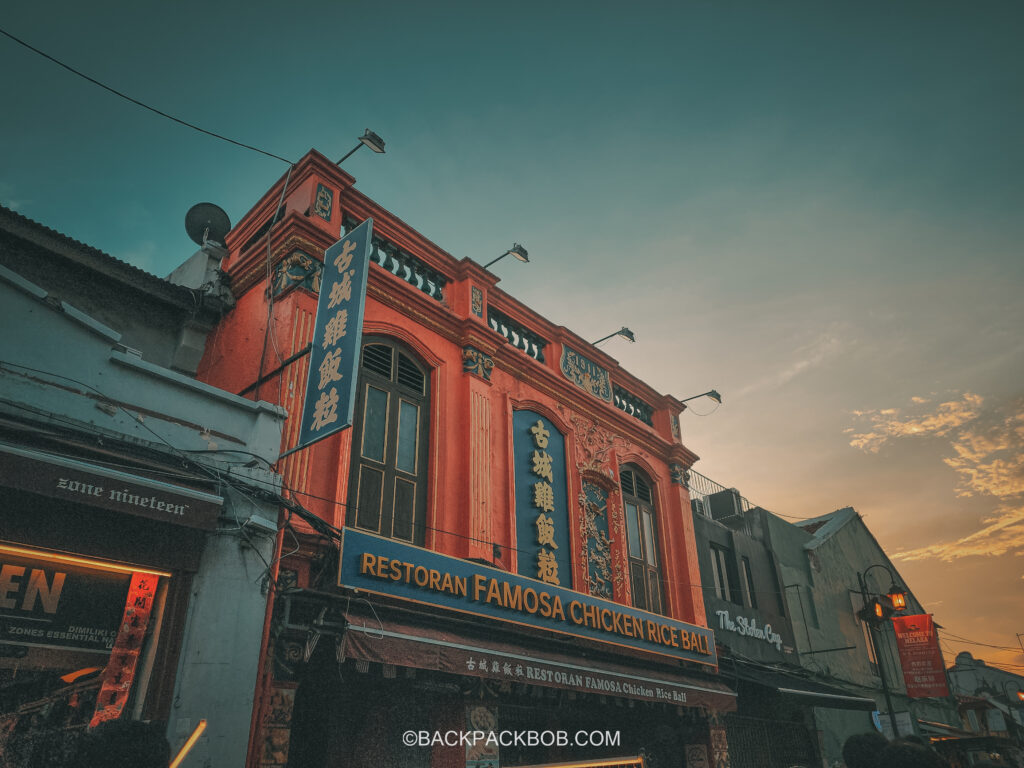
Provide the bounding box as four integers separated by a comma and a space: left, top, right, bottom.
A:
296, 219, 373, 451
90, 572, 159, 726
512, 411, 571, 588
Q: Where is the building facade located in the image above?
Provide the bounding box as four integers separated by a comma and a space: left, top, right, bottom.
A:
0, 208, 286, 767
194, 149, 736, 768
770, 507, 963, 766
947, 652, 1024, 766
688, 474, 877, 768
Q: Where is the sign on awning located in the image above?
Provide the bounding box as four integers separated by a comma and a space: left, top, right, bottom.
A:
341, 606, 736, 710
295, 219, 373, 451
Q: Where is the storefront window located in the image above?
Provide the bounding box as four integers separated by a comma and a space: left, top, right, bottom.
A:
0, 545, 167, 767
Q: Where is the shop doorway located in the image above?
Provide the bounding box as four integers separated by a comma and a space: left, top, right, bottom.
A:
725, 713, 817, 768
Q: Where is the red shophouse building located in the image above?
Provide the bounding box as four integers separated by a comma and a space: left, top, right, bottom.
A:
196, 149, 736, 768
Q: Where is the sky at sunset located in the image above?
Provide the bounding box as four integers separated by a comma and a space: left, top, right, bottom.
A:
2, 3, 1022, 673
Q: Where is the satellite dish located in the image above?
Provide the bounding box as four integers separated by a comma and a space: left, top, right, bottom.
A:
185, 203, 231, 246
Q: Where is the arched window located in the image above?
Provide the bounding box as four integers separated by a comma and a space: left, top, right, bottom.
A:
619, 466, 664, 614
347, 339, 429, 545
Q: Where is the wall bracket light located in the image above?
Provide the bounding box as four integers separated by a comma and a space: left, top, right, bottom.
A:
337, 129, 386, 165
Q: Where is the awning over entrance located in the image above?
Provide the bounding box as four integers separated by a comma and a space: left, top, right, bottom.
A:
917, 719, 975, 739
342, 608, 737, 712
730, 660, 877, 710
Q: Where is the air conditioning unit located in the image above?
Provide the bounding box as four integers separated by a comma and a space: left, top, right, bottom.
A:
691, 498, 708, 518
708, 488, 745, 528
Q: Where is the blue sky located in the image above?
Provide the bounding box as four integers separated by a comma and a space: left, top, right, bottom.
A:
2, 2, 1022, 668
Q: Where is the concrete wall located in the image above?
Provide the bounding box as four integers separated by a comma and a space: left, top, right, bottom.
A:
0, 263, 286, 768
167, 487, 277, 768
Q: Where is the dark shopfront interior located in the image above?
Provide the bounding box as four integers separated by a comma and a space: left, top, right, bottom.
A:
284, 649, 711, 768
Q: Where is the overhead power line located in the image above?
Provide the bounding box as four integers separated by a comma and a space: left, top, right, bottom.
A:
0, 26, 294, 166
938, 629, 1024, 653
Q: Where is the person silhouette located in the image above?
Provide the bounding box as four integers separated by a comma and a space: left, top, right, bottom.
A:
842, 732, 888, 768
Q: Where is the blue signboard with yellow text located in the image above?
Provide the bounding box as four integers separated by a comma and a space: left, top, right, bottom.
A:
296, 220, 373, 450
337, 527, 717, 665
513, 411, 572, 589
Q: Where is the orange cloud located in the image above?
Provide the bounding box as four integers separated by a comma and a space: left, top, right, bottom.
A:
892, 503, 1024, 562
848, 393, 984, 453
944, 410, 1024, 498
858, 398, 1024, 562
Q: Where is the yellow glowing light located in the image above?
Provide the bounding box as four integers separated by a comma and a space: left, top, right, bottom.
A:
510, 759, 645, 768
888, 589, 907, 611
170, 719, 207, 768
0, 543, 171, 578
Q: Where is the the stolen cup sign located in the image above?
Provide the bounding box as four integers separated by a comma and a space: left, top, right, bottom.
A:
715, 609, 783, 651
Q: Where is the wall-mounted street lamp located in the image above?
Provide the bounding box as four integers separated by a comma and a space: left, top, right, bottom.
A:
592, 327, 636, 345
858, 564, 908, 617
483, 243, 529, 270
1003, 680, 1024, 704
887, 585, 908, 611
857, 563, 909, 738
337, 129, 387, 165
681, 390, 723, 405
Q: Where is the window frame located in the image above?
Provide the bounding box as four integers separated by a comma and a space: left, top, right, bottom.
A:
619, 466, 665, 615
346, 338, 430, 546
709, 543, 738, 604
740, 556, 758, 609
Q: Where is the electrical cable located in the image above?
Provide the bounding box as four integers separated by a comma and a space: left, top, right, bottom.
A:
684, 400, 721, 417
224, 464, 806, 603
0, 359, 286, 576
936, 630, 1022, 653
10, 358, 1006, 626
0, 26, 294, 166
179, 447, 275, 468
254, 164, 295, 403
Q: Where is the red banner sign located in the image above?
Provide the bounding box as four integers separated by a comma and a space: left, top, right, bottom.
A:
90, 572, 160, 726
892, 614, 949, 698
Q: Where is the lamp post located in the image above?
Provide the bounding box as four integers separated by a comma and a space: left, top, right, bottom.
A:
483, 243, 529, 270
857, 563, 908, 739
1003, 680, 1024, 705
1002, 680, 1024, 746
591, 327, 636, 345
337, 129, 386, 165
680, 390, 723, 405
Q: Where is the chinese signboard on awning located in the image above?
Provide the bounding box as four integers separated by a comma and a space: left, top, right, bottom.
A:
295, 219, 373, 451
342, 606, 735, 709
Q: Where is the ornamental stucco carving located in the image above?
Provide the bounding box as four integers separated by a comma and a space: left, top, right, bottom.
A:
462, 346, 494, 381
